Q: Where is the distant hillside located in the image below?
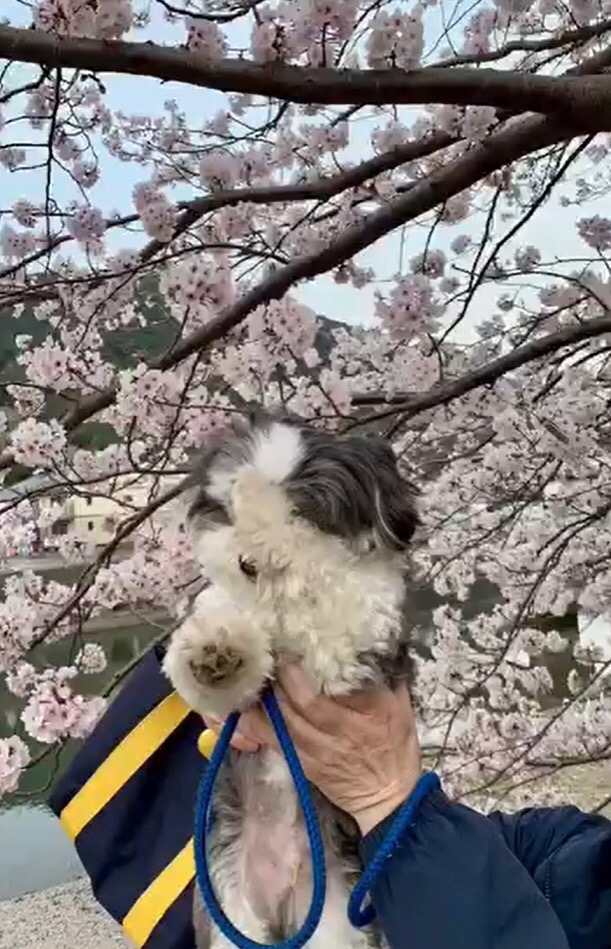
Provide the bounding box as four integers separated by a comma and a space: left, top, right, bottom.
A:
0, 275, 178, 393
0, 276, 348, 463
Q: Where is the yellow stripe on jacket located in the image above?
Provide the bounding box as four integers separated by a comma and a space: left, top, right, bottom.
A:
120, 727, 218, 946
122, 839, 196, 947
59, 690, 219, 948
60, 692, 191, 840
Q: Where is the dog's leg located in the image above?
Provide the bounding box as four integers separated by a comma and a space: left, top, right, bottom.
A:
163, 585, 273, 719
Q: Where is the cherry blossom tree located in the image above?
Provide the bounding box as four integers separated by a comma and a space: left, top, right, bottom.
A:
0, 0, 610, 812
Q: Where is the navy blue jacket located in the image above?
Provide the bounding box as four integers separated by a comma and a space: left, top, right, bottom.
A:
50, 647, 611, 949
362, 787, 611, 949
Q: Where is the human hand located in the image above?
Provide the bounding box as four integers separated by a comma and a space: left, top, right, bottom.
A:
206, 665, 422, 835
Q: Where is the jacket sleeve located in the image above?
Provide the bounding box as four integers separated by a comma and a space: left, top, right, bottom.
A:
359, 787, 570, 949
488, 803, 611, 949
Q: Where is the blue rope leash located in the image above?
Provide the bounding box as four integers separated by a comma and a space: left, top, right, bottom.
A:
347, 770, 441, 927
194, 685, 440, 947
194, 687, 326, 949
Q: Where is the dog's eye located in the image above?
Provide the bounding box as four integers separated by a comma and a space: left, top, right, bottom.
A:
238, 556, 258, 581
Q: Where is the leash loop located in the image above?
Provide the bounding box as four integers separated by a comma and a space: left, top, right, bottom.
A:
194, 687, 327, 949
348, 771, 441, 927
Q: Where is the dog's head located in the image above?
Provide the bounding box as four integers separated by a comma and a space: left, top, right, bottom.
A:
181, 416, 418, 693
188, 415, 417, 575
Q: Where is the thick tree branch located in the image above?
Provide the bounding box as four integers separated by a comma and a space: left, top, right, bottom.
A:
352, 313, 611, 425
0, 131, 455, 281
0, 111, 577, 473
3, 26, 611, 128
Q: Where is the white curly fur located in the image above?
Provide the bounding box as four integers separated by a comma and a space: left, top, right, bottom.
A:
164, 422, 409, 949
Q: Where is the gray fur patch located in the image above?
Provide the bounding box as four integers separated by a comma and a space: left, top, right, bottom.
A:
187, 421, 252, 522
193, 886, 212, 948
285, 427, 418, 551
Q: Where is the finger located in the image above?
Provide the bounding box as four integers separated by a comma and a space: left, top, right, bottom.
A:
230, 733, 261, 753
204, 715, 261, 753
238, 707, 280, 750
274, 689, 336, 760
276, 665, 338, 728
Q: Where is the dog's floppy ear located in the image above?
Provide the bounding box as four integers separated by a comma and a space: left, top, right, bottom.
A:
286, 430, 419, 551
368, 439, 419, 551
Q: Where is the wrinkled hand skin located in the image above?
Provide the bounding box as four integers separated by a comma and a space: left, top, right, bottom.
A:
207, 665, 423, 836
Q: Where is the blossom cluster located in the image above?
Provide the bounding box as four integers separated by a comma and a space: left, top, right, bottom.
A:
133, 183, 177, 243
10, 419, 68, 467
66, 203, 106, 252
375, 274, 445, 339
2, 0, 611, 810
33, 0, 133, 38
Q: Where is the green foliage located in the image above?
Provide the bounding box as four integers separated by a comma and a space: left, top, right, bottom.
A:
0, 278, 176, 414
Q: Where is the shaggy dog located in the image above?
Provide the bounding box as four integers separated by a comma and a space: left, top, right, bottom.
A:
163, 417, 418, 949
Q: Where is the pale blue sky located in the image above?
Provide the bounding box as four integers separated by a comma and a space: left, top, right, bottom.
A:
1, 2, 600, 341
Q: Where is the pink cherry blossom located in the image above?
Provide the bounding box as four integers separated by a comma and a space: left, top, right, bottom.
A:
0, 737, 30, 797
10, 419, 68, 467
410, 249, 447, 278
367, 8, 424, 69
514, 245, 541, 272
72, 159, 100, 189
375, 274, 444, 339
462, 7, 497, 54
133, 183, 176, 242
199, 150, 241, 191
1, 0, 611, 807
32, 0, 132, 38
12, 200, 39, 228
0, 147, 26, 170
76, 643, 108, 674
187, 18, 228, 60
22, 676, 106, 743
577, 215, 611, 251
66, 203, 106, 251
0, 225, 39, 259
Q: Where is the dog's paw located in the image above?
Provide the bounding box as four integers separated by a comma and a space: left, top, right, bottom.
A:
163, 588, 273, 719
189, 637, 245, 687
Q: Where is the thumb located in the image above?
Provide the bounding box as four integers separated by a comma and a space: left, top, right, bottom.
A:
238, 706, 279, 750
204, 715, 261, 753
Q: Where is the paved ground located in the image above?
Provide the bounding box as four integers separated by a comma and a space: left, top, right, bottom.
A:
0, 879, 129, 949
